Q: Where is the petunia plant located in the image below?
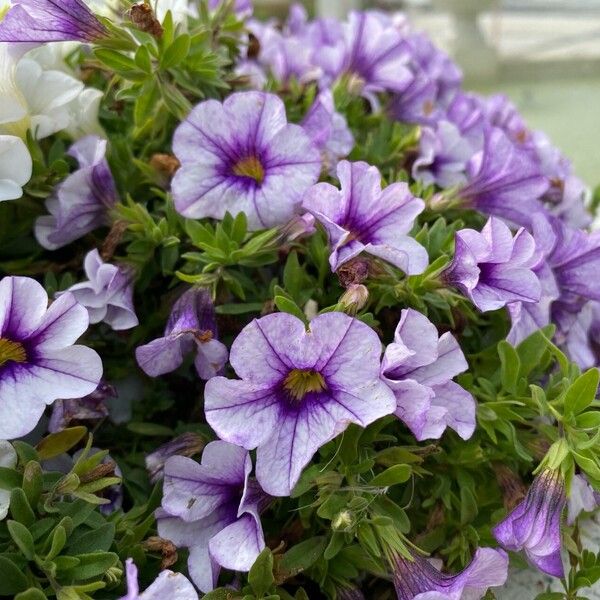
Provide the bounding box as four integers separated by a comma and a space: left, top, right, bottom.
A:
0, 1, 599, 599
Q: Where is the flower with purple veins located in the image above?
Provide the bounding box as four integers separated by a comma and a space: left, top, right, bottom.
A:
457, 127, 549, 228
171, 91, 321, 230
412, 120, 474, 189
493, 469, 566, 577
444, 217, 541, 313
301, 89, 354, 173
392, 547, 508, 600
381, 308, 475, 441
0, 0, 107, 43
62, 249, 138, 331
48, 380, 114, 432
302, 160, 428, 274
0, 276, 102, 440
35, 136, 118, 250
157, 440, 267, 593
120, 558, 198, 600
136, 287, 228, 379
204, 311, 396, 496
389, 74, 441, 126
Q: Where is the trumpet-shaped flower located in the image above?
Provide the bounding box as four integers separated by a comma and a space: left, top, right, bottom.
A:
136, 287, 228, 379
35, 136, 117, 250
302, 160, 428, 274
493, 469, 566, 577
172, 91, 321, 230
157, 440, 267, 593
0, 0, 107, 43
392, 547, 508, 600
0, 276, 102, 439
205, 311, 396, 496
0, 134, 32, 201
381, 308, 475, 441
444, 217, 541, 313
62, 249, 138, 331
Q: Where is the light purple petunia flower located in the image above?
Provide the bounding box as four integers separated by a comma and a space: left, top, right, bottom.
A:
145, 432, 205, 484
412, 120, 474, 189
0, 0, 107, 43
389, 74, 441, 126
135, 287, 228, 379
157, 440, 267, 593
444, 217, 541, 313
205, 312, 396, 496
62, 249, 138, 331
171, 91, 322, 230
381, 308, 475, 441
208, 0, 252, 16
48, 380, 114, 432
302, 160, 428, 274
567, 474, 600, 525
493, 469, 566, 578
35, 136, 118, 250
0, 276, 102, 439
317, 11, 414, 108
301, 89, 354, 173
392, 547, 508, 600
457, 127, 549, 228
120, 558, 198, 600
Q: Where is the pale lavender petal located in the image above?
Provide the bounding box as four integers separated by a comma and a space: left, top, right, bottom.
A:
208, 514, 265, 572
135, 336, 187, 377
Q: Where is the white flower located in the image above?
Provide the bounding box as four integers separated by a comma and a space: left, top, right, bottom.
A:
0, 134, 32, 201
153, 0, 197, 25
0, 440, 17, 520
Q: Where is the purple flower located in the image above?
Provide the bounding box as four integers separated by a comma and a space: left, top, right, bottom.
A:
302, 160, 428, 274
567, 474, 600, 525
120, 558, 198, 600
458, 127, 548, 228
0, 0, 107, 43
157, 441, 267, 593
62, 249, 138, 331
35, 136, 118, 250
389, 74, 440, 126
493, 469, 566, 577
412, 120, 474, 189
171, 92, 321, 230
208, 0, 252, 16
205, 312, 396, 496
136, 287, 228, 379
279, 213, 316, 243
444, 217, 541, 313
381, 308, 475, 441
0, 276, 102, 439
392, 547, 508, 600
145, 432, 205, 484
301, 90, 354, 173
317, 11, 413, 107
48, 381, 114, 433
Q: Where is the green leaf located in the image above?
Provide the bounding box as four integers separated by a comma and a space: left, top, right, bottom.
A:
498, 341, 521, 394
8, 520, 35, 559
65, 552, 118, 580
277, 537, 327, 580
576, 411, 600, 429
36, 427, 87, 460
10, 488, 35, 526
134, 45, 153, 73
249, 547, 274, 597
67, 523, 115, 555
15, 589, 48, 600
369, 465, 411, 487
94, 48, 137, 72
564, 368, 599, 416
202, 589, 243, 600
0, 555, 29, 595
46, 526, 67, 561
517, 326, 554, 378
126, 422, 174, 436
274, 295, 306, 323
0, 466, 22, 491
22, 461, 43, 508
161, 33, 191, 69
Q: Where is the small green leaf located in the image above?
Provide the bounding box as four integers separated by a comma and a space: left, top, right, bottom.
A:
370, 465, 411, 487
274, 295, 306, 323
67, 522, 115, 555
0, 555, 29, 595
36, 427, 87, 460
249, 547, 274, 597
498, 341, 521, 394
161, 33, 191, 69
46, 526, 67, 561
10, 488, 35, 526
564, 368, 599, 416
15, 589, 48, 600
277, 536, 327, 581
22, 461, 43, 508
65, 551, 118, 580
8, 519, 36, 559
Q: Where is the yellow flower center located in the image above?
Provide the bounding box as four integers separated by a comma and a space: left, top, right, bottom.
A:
283, 369, 327, 403
0, 338, 27, 367
232, 156, 265, 184
0, 5, 9, 22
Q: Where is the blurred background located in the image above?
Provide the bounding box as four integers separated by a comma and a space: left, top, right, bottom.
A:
255, 0, 600, 189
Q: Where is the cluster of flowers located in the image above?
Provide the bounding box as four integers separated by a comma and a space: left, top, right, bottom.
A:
0, 0, 599, 599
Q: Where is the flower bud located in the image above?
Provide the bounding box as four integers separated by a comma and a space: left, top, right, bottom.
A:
340, 284, 369, 314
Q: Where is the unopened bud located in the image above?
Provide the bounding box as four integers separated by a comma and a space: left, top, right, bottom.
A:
143, 536, 179, 569
150, 153, 181, 179
332, 510, 354, 531
340, 284, 369, 314
130, 3, 163, 38
337, 257, 370, 288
